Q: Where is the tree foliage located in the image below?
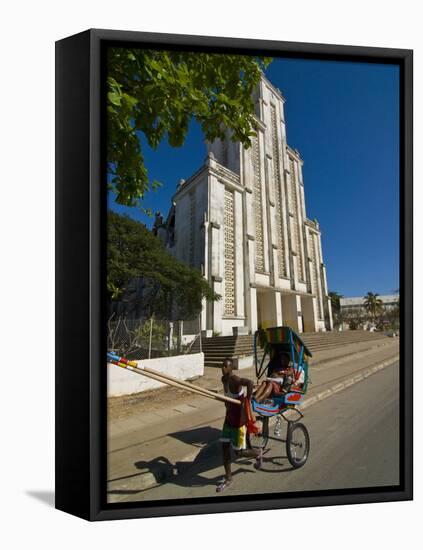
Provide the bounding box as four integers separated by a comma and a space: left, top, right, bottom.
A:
328, 291, 343, 327
328, 291, 343, 313
107, 211, 220, 319
363, 292, 384, 320
107, 48, 271, 206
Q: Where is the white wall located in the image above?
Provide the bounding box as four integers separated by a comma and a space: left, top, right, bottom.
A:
108, 352, 204, 396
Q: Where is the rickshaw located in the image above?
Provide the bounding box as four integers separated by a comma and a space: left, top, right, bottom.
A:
247, 326, 312, 468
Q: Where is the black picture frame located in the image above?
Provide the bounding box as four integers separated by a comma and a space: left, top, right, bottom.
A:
55, 28, 413, 521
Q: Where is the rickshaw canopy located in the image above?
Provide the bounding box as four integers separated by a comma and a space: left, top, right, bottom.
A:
254, 326, 312, 382
263, 326, 312, 357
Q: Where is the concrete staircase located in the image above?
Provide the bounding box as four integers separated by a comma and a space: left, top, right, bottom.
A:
201, 335, 257, 368
201, 330, 390, 368
301, 330, 389, 353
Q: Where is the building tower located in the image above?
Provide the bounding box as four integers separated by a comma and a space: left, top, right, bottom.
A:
161, 75, 333, 336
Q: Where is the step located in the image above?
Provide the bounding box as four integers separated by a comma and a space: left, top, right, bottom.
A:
201, 331, 390, 369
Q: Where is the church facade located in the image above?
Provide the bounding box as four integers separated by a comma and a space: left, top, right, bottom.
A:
154, 75, 333, 336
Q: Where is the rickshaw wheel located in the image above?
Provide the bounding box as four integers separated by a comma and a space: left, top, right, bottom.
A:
247, 416, 269, 450
286, 422, 310, 468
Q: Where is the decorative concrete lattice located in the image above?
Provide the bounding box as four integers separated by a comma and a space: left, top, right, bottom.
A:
252, 134, 264, 272
224, 188, 235, 316
189, 191, 196, 266
271, 105, 286, 277
289, 158, 305, 281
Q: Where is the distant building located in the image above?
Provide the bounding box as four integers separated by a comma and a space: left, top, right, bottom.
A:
154, 75, 333, 336
339, 294, 399, 330
340, 295, 399, 313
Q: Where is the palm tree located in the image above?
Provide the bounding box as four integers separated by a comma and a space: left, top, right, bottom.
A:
363, 292, 384, 324
328, 291, 342, 311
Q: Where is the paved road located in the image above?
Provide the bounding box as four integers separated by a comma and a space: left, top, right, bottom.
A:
118, 361, 399, 502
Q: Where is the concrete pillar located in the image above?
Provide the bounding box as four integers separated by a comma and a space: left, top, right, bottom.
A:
209, 176, 224, 279
258, 130, 270, 274
212, 279, 223, 334
321, 263, 333, 331
297, 296, 304, 333
168, 322, 174, 350
327, 295, 334, 331
293, 163, 306, 283
281, 294, 302, 332
257, 290, 283, 329
247, 286, 258, 334
275, 291, 283, 326
301, 295, 318, 332
201, 217, 209, 331
201, 296, 208, 332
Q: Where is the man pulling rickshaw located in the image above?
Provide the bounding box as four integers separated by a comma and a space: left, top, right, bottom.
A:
216, 326, 312, 492
108, 325, 311, 495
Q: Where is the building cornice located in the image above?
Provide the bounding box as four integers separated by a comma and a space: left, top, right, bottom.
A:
305, 218, 321, 233
172, 164, 209, 201
172, 157, 244, 200
209, 162, 242, 192
261, 74, 286, 103
253, 115, 266, 132
287, 145, 304, 165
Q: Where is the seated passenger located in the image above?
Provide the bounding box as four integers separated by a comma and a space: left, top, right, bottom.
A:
253, 351, 294, 403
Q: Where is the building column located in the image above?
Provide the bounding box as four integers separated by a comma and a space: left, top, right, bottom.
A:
301, 295, 318, 333
257, 290, 283, 329
281, 294, 303, 332
247, 285, 258, 334
209, 216, 224, 334
275, 291, 283, 326
212, 278, 223, 334
326, 295, 334, 331
293, 163, 307, 284
201, 216, 209, 332
321, 263, 333, 331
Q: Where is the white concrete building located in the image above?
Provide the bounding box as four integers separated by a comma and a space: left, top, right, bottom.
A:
340, 295, 399, 314
154, 75, 333, 336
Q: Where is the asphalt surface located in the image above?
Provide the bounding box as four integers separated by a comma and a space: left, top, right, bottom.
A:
114, 361, 400, 502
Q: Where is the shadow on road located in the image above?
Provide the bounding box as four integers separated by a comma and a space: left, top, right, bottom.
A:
168, 425, 222, 448
108, 455, 174, 495
107, 425, 296, 499
108, 428, 257, 497
259, 455, 295, 473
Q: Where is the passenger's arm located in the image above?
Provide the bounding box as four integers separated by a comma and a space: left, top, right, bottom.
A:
238, 377, 254, 400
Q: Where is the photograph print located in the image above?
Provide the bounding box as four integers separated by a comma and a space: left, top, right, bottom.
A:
106, 44, 402, 506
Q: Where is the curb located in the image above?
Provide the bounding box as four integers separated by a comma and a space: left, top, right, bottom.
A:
110, 354, 399, 500
300, 355, 399, 411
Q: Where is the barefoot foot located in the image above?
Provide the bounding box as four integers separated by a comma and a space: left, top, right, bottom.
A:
216, 478, 232, 493
254, 450, 263, 470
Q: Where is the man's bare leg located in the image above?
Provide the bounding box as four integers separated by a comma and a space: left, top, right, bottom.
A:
216, 442, 233, 492
235, 447, 263, 469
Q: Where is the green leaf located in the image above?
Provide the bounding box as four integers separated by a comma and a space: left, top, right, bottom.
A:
106, 47, 272, 205
108, 92, 121, 106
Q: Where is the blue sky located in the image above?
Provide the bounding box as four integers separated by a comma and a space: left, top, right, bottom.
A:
109, 56, 400, 298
